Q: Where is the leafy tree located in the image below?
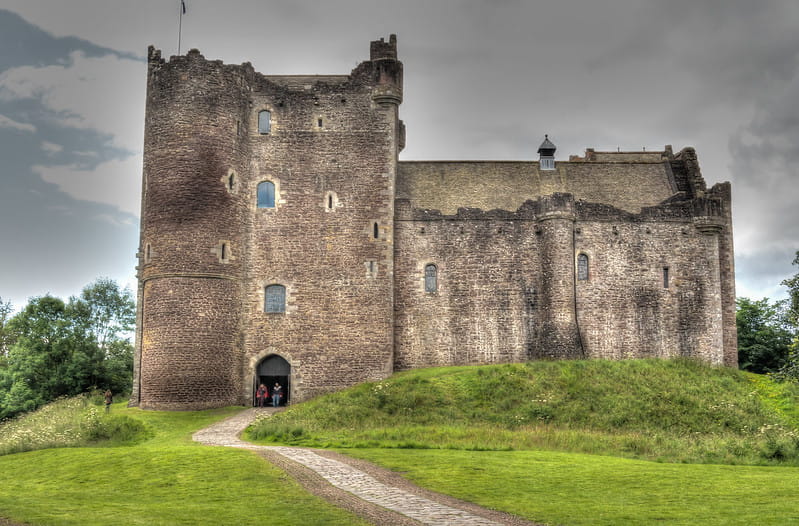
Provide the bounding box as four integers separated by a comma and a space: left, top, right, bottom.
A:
782, 251, 799, 326
70, 278, 135, 353
736, 297, 793, 374
1, 295, 75, 418
0, 297, 13, 357
776, 251, 799, 381
69, 278, 135, 395
0, 279, 136, 420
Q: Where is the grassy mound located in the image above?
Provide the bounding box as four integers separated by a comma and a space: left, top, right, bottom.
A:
0, 394, 151, 456
247, 358, 799, 464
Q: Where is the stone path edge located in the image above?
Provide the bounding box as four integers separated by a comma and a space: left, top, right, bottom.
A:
257, 448, 421, 526
193, 408, 539, 526
310, 448, 538, 526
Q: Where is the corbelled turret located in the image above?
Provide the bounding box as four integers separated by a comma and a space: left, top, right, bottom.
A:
370, 34, 403, 107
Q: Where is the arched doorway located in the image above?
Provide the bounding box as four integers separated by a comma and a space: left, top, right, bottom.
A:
254, 355, 290, 407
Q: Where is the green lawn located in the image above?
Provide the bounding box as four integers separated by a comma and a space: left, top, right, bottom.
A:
0, 404, 367, 526
4, 359, 799, 525
343, 448, 799, 526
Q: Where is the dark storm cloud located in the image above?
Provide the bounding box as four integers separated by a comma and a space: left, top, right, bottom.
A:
0, 0, 797, 306
0, 9, 140, 309
0, 9, 137, 72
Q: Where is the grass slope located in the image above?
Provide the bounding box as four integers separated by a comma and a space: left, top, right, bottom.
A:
244, 358, 799, 525
0, 404, 367, 526
3, 359, 798, 525
247, 358, 799, 465
343, 448, 799, 526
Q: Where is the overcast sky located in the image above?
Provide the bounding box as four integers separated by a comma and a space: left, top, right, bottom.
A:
1, 0, 798, 310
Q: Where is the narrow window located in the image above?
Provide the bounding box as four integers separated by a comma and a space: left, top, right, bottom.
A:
318, 118, 323, 128
540, 158, 555, 170
221, 243, 227, 261
228, 172, 235, 191
257, 181, 275, 208
258, 110, 271, 134
577, 254, 589, 281
425, 264, 438, 293
663, 267, 670, 289
373, 222, 379, 239
145, 243, 151, 263
264, 285, 286, 313
328, 194, 333, 209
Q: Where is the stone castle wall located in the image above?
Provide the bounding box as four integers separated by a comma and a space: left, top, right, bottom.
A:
394, 190, 732, 370
134, 48, 250, 409
241, 58, 401, 403
134, 39, 404, 409
132, 36, 736, 411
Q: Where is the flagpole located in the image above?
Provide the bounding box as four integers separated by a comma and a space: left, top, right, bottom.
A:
178, 1, 185, 55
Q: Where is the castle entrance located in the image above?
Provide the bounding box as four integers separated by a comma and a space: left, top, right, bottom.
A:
254, 355, 290, 407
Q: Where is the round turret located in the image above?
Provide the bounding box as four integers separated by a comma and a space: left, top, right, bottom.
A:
370, 35, 403, 107
134, 49, 251, 409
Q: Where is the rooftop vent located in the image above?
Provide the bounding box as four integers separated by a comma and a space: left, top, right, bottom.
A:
538, 134, 556, 170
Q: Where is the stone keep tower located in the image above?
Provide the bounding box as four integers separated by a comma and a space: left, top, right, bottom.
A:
132, 36, 403, 409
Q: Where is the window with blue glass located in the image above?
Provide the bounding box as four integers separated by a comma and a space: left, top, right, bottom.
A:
258, 110, 271, 134
264, 285, 286, 313
424, 264, 437, 293
577, 254, 589, 281
257, 181, 275, 208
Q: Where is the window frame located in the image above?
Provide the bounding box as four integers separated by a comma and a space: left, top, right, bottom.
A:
257, 181, 276, 208
424, 263, 438, 293
258, 110, 271, 134
577, 253, 589, 281
264, 284, 286, 313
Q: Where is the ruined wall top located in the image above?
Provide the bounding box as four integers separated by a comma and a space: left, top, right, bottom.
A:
146, 35, 401, 93
396, 146, 720, 216
569, 145, 674, 162
370, 34, 398, 60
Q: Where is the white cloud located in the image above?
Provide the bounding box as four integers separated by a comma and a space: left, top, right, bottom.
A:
0, 113, 36, 132
1, 50, 145, 214
33, 155, 142, 217
40, 141, 63, 155
0, 51, 145, 153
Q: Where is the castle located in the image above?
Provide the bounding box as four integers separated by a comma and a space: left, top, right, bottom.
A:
130, 35, 736, 410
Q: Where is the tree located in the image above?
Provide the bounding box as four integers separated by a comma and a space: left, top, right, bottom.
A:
776, 251, 799, 381
70, 278, 135, 353
782, 251, 799, 327
737, 297, 793, 374
0, 297, 13, 357
69, 278, 135, 395
0, 279, 136, 420
1, 295, 76, 418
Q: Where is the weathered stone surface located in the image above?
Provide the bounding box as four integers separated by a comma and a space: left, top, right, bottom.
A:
131, 36, 736, 410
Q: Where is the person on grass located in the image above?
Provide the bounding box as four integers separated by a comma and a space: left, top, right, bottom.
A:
104, 390, 113, 413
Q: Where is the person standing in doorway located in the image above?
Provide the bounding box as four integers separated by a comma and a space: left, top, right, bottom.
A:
272, 382, 282, 407
256, 383, 268, 407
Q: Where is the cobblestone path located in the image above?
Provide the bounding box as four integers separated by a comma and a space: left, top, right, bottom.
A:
193, 408, 535, 526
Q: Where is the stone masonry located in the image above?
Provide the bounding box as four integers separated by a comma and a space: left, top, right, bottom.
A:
131, 35, 736, 410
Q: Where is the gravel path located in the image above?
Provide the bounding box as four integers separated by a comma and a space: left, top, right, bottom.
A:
193, 408, 538, 526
